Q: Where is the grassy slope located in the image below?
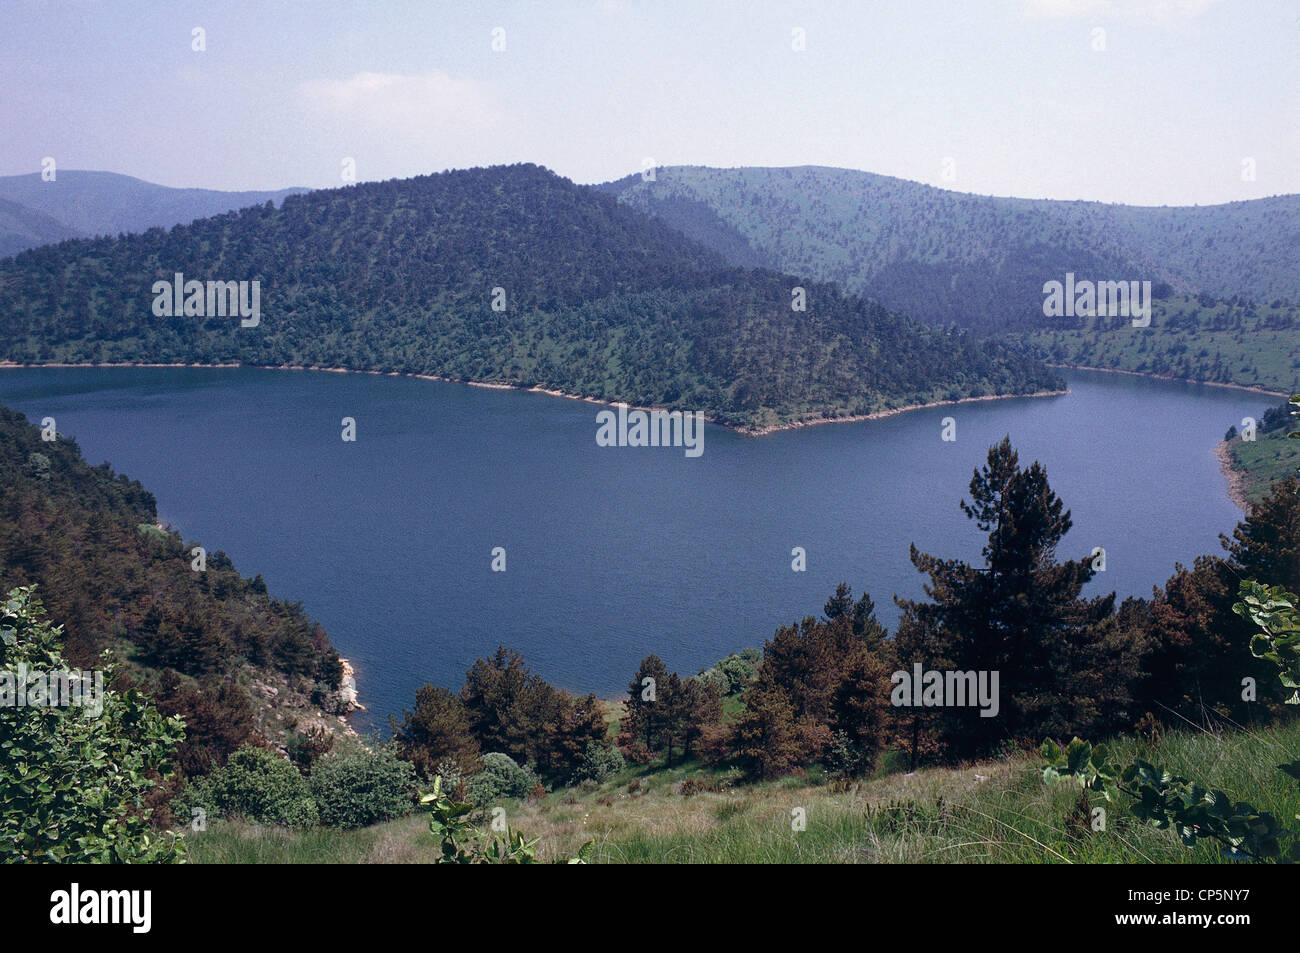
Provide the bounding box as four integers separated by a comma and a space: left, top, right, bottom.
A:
1228, 422, 1300, 505
1019, 295, 1300, 396
189, 719, 1300, 864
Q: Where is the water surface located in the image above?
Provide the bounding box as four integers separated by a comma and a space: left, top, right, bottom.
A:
0, 367, 1267, 729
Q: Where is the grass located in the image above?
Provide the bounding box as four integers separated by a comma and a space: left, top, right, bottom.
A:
1019, 295, 1300, 396
187, 718, 1300, 864
1229, 426, 1300, 504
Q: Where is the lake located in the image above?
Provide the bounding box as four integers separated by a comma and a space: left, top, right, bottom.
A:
0, 367, 1271, 730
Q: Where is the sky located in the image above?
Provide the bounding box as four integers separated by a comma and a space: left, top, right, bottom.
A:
2, 0, 1297, 205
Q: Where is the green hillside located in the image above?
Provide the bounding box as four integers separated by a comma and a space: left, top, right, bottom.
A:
0, 405, 356, 800
1226, 400, 1300, 504
1020, 293, 1300, 395
0, 164, 1060, 431
597, 166, 1300, 334
187, 719, 1300, 864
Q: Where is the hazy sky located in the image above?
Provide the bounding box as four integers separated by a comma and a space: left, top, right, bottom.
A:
3, 0, 1297, 205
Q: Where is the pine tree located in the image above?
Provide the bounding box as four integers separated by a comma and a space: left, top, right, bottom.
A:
1223, 476, 1300, 589
895, 437, 1114, 758
676, 677, 722, 761
391, 684, 481, 779
730, 672, 804, 780
619, 654, 670, 758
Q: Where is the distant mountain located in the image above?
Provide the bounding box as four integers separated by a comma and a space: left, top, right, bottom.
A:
0, 197, 80, 258
0, 164, 1060, 430
0, 170, 306, 257
596, 166, 1300, 332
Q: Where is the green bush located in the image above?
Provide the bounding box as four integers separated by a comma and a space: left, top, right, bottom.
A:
698, 650, 760, 696
310, 746, 417, 829
825, 730, 866, 780
0, 586, 186, 863
466, 753, 541, 805
186, 744, 318, 829
571, 741, 625, 785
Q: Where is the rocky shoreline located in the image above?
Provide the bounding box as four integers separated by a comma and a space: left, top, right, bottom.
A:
1214, 439, 1250, 512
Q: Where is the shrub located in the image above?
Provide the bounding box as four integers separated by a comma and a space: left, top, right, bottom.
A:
186, 744, 318, 829
695, 668, 730, 697
697, 650, 759, 696
310, 746, 418, 829
825, 730, 866, 780
0, 586, 186, 863
466, 753, 542, 806
570, 741, 625, 785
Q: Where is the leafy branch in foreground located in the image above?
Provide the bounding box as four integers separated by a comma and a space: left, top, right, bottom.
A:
1041, 579, 1300, 863
1041, 737, 1287, 861
0, 585, 186, 863
420, 775, 594, 864
1236, 580, 1300, 705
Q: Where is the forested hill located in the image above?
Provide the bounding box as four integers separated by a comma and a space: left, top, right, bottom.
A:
0, 164, 1060, 431
597, 166, 1300, 333
0, 404, 351, 782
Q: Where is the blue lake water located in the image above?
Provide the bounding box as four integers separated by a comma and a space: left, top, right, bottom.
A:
0, 367, 1270, 730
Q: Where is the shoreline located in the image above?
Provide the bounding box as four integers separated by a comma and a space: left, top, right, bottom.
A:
1045, 363, 1289, 399
739, 389, 1071, 436
0, 360, 1070, 435
1214, 439, 1250, 512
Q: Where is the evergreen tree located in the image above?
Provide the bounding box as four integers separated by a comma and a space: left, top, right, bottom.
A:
1224, 476, 1300, 589
391, 684, 481, 779
730, 672, 804, 780
619, 654, 670, 757
895, 437, 1114, 758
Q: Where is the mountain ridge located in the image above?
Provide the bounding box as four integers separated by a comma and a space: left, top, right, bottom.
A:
0, 163, 1060, 431
0, 170, 307, 258
596, 165, 1300, 332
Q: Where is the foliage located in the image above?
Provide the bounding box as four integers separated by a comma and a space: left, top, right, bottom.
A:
466, 752, 543, 806
309, 745, 418, 829
731, 609, 892, 780
571, 741, 625, 785
1041, 736, 1290, 862
420, 775, 599, 864
0, 165, 1060, 431
618, 655, 722, 766
697, 648, 760, 696
0, 406, 340, 775
1041, 574, 1300, 863
895, 438, 1117, 758
182, 743, 318, 830
390, 683, 480, 779
1235, 581, 1300, 705
459, 646, 605, 781
0, 585, 186, 862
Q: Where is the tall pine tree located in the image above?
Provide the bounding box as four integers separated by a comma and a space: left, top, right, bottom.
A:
895, 437, 1114, 758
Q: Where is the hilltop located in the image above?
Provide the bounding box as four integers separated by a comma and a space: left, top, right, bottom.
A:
0, 164, 1060, 431
597, 165, 1300, 333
